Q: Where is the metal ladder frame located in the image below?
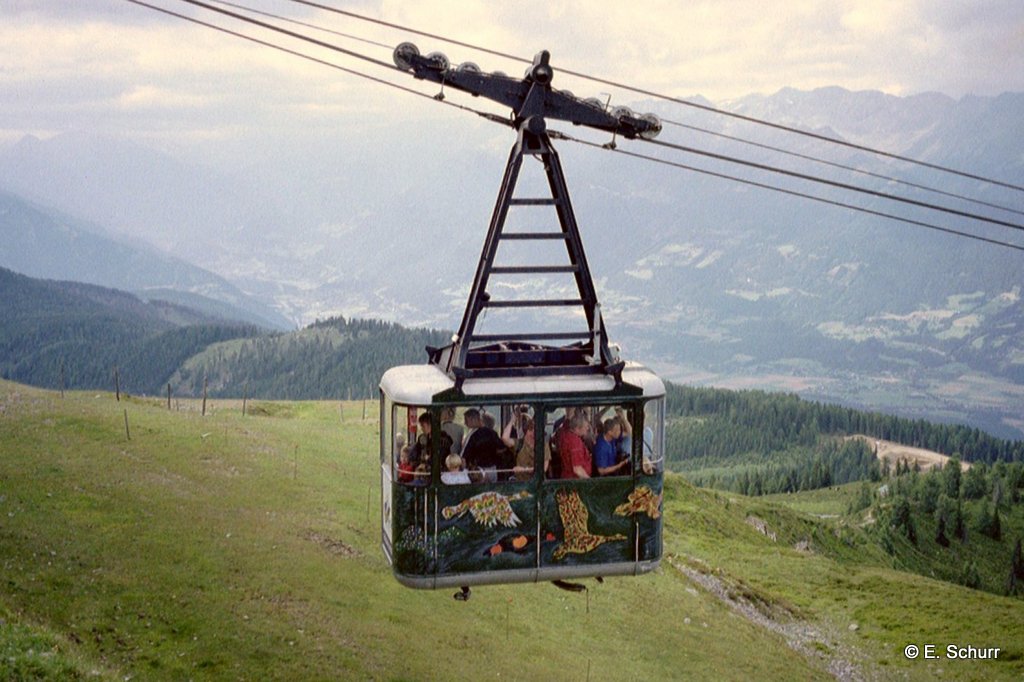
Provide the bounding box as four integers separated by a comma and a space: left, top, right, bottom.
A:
431, 123, 623, 387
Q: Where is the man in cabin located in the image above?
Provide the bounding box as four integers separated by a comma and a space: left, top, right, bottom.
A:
594, 417, 630, 476
461, 408, 505, 480
558, 414, 592, 479
441, 406, 464, 455
411, 412, 453, 474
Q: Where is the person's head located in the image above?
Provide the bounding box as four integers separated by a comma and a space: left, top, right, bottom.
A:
570, 414, 589, 435
603, 417, 622, 440
482, 412, 496, 430
521, 417, 535, 437
441, 406, 455, 422
464, 408, 481, 428
399, 445, 411, 464
418, 412, 432, 434
445, 453, 463, 471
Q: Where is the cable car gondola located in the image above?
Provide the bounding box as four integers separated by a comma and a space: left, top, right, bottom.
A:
379, 47, 667, 594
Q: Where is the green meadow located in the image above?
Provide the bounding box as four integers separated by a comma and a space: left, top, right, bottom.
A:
1, 380, 1021, 680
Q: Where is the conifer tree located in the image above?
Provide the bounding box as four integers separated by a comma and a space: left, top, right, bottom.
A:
944, 457, 962, 499
1008, 538, 1024, 596
935, 513, 949, 547
892, 495, 917, 545
954, 500, 967, 543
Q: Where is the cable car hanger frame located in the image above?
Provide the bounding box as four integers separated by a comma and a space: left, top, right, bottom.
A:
394, 44, 663, 390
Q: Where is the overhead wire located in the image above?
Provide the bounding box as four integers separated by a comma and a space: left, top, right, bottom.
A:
217, 0, 1024, 227
642, 137, 1024, 234
173, 0, 395, 70
123, 0, 503, 122
550, 130, 1024, 253
130, 0, 1023, 251
209, 0, 393, 49
284, 0, 1024, 194
660, 119, 1024, 219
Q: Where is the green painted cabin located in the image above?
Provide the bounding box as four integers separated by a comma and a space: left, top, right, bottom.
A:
380, 362, 665, 589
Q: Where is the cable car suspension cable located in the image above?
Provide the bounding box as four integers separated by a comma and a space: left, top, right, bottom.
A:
550, 131, 1024, 253
660, 119, 1024, 219
641, 137, 1024, 234
208, 0, 393, 49
127, 1, 1024, 250
172, 0, 396, 70
284, 0, 1024, 194
217, 0, 1024, 220
124, 0, 505, 121
179, 0, 1024, 221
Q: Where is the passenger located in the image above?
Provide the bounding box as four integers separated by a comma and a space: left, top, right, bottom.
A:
441, 407, 464, 455
613, 406, 633, 455
558, 414, 592, 479
579, 406, 597, 450
550, 408, 578, 478
551, 406, 576, 435
441, 453, 471, 485
482, 411, 514, 478
462, 408, 505, 482
500, 406, 529, 450
594, 417, 630, 476
397, 445, 415, 483
641, 425, 656, 475
558, 406, 596, 450
411, 412, 453, 470
504, 417, 551, 481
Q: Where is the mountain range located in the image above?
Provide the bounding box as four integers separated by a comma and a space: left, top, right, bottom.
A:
0, 265, 448, 400
0, 189, 291, 330
1, 86, 1021, 437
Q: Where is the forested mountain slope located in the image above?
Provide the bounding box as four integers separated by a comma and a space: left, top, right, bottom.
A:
0, 266, 261, 394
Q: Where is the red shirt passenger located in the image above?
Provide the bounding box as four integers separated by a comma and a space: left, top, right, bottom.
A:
558, 416, 592, 479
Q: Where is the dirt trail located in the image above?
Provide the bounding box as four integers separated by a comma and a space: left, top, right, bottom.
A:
848, 435, 970, 472
670, 557, 865, 681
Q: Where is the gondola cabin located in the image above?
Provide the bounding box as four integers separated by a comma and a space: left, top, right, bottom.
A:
379, 362, 665, 589
378, 45, 669, 592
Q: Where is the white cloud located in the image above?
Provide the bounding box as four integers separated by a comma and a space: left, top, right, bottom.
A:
1, 0, 1021, 154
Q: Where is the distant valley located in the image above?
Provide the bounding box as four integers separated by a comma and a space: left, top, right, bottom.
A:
0, 266, 446, 400
1, 87, 1021, 437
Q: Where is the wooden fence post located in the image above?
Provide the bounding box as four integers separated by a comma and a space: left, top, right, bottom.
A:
167, 383, 172, 410
114, 367, 120, 402
202, 376, 208, 416
123, 409, 131, 441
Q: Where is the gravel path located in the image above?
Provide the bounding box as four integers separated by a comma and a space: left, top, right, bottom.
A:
670, 557, 865, 681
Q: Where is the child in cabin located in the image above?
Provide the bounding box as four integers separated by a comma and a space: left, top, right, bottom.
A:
441, 453, 471, 485
413, 462, 429, 485
397, 445, 415, 483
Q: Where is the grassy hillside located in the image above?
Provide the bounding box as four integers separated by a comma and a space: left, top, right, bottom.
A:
1, 380, 1022, 680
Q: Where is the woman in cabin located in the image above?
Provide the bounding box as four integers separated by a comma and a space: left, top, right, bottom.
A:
501, 416, 551, 481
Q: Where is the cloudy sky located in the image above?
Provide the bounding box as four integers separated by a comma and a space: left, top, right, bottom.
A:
2, 0, 1023, 153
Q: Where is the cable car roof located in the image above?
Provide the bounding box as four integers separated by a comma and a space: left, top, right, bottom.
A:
380, 361, 665, 405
